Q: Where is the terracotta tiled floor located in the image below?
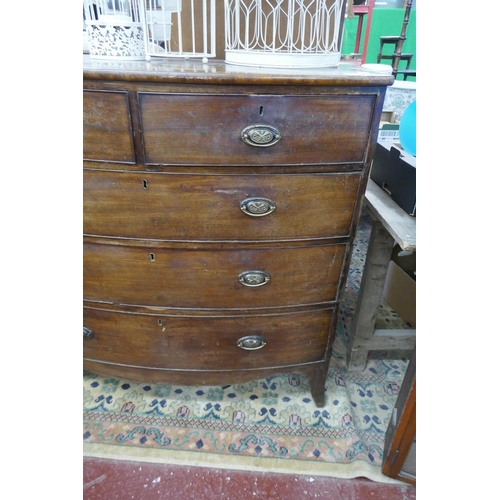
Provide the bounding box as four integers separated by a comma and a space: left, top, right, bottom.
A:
83, 457, 416, 499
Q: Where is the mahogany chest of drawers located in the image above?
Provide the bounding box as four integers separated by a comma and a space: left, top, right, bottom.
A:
83, 56, 393, 407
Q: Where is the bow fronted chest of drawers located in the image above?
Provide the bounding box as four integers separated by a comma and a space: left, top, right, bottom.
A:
83, 56, 393, 407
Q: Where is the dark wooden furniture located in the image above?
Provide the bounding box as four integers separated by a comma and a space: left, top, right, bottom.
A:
83, 56, 393, 407
377, 39, 414, 80
382, 348, 416, 485
376, 36, 415, 81
377, 0, 416, 80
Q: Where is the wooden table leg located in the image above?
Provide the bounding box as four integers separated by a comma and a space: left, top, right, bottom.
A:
346, 218, 394, 371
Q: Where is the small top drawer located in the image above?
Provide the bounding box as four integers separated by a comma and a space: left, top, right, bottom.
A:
139, 93, 375, 166
83, 90, 135, 163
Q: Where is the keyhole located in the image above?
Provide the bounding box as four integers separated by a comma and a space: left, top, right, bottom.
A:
259, 106, 264, 116
150, 253, 155, 261
158, 319, 162, 326
142, 179, 148, 189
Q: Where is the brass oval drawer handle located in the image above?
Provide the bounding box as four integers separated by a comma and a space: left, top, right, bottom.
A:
237, 335, 267, 350
240, 197, 276, 217
241, 124, 281, 147
83, 326, 94, 339
238, 270, 271, 287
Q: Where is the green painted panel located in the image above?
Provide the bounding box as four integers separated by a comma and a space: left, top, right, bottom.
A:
341, 8, 416, 80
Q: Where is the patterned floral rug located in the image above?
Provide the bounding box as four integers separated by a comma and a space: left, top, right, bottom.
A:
83, 212, 411, 482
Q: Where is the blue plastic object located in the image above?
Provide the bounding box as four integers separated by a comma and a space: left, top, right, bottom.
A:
399, 100, 416, 156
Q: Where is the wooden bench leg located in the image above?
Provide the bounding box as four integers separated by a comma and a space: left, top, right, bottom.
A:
346, 218, 394, 371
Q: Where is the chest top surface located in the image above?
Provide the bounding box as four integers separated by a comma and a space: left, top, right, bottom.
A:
83, 54, 394, 87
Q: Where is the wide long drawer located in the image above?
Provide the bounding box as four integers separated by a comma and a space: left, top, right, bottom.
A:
139, 93, 375, 166
83, 242, 346, 309
83, 307, 333, 370
83, 170, 360, 241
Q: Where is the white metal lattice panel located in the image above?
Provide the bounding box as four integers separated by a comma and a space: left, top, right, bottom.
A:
140, 0, 217, 60
224, 0, 346, 68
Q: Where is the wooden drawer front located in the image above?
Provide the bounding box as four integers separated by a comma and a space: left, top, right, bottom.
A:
139, 93, 374, 166
83, 243, 346, 308
83, 90, 135, 163
83, 308, 332, 370
84, 170, 360, 241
